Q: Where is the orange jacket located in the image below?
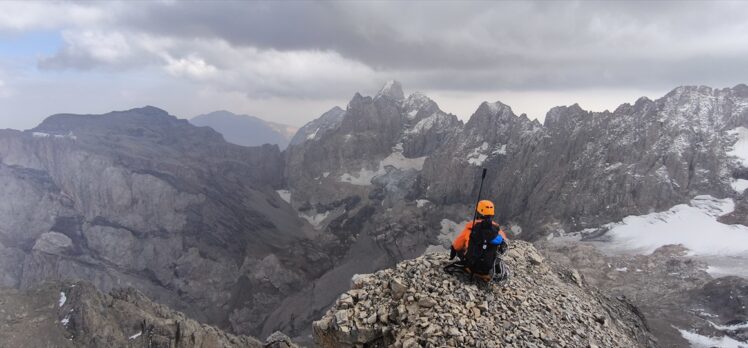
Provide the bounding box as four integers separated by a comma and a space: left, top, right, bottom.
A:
452, 219, 508, 253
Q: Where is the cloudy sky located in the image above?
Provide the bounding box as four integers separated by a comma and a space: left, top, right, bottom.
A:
1, 1, 747, 130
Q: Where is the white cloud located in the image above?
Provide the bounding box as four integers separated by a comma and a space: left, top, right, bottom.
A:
0, 2, 110, 31
164, 55, 217, 79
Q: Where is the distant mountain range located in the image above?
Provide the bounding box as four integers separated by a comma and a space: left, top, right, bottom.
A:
190, 110, 298, 149
1, 82, 747, 346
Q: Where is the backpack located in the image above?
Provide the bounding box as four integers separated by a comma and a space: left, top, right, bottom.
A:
464, 219, 500, 275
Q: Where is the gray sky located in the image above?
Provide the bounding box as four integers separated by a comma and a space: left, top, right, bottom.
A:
0, 1, 747, 129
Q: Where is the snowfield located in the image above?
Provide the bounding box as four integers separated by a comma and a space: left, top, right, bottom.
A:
678, 328, 747, 348
339, 143, 426, 186
557, 195, 748, 277
595, 195, 748, 256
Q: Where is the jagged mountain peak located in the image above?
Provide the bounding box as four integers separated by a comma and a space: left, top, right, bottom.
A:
289, 106, 346, 145
376, 80, 405, 100
326, 106, 345, 114
464, 100, 525, 131
543, 103, 589, 128
403, 92, 433, 107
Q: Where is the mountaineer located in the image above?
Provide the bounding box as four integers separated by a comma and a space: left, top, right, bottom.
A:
446, 199, 509, 282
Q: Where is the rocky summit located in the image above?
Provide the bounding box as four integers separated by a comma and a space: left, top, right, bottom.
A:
313, 241, 656, 348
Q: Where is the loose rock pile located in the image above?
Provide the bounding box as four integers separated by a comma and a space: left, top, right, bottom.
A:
313, 241, 657, 347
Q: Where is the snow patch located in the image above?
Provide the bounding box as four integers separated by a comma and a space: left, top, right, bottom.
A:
61, 315, 70, 326
381, 144, 427, 171
709, 320, 748, 331
728, 127, 748, 167
322, 172, 330, 178
306, 128, 319, 140
338, 143, 426, 186
340, 168, 379, 186
598, 195, 748, 256
605, 162, 623, 171
467, 142, 490, 166
300, 211, 329, 229
32, 132, 50, 138
58, 291, 67, 307
275, 190, 291, 204
677, 328, 747, 348
492, 144, 507, 155
129, 331, 142, 340
731, 179, 748, 194
416, 199, 430, 208
615, 267, 628, 272
406, 113, 451, 134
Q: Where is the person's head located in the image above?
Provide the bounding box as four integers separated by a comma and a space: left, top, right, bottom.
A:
476, 200, 495, 219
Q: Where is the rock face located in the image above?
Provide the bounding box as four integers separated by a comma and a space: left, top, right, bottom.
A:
423, 86, 748, 237
313, 241, 656, 348
0, 106, 330, 337
191, 110, 297, 149
288, 82, 748, 240
290, 106, 346, 146
0, 281, 265, 348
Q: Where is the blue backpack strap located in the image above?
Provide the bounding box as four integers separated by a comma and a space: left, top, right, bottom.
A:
489, 234, 503, 245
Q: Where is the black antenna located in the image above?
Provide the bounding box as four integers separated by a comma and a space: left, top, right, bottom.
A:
471, 168, 488, 231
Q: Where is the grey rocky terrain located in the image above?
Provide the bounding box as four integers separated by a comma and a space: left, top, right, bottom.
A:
0, 106, 331, 338
313, 241, 656, 348
538, 242, 748, 347
0, 280, 301, 347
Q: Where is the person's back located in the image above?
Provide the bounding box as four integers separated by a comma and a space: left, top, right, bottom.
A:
448, 200, 508, 281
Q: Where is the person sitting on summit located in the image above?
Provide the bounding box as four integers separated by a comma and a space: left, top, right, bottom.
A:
448, 200, 508, 282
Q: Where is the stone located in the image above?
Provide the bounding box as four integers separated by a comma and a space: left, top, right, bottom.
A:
418, 298, 437, 308
390, 279, 407, 300
334, 310, 349, 326
32, 232, 73, 255
528, 252, 544, 265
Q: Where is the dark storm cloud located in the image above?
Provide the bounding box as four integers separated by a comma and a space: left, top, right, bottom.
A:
26, 1, 748, 90
77, 0, 747, 91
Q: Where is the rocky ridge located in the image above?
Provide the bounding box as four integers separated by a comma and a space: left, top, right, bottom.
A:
313, 241, 656, 347
0, 281, 300, 348
0, 106, 331, 337
287, 82, 748, 240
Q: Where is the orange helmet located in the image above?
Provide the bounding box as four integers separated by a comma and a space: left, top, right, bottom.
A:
476, 200, 495, 216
